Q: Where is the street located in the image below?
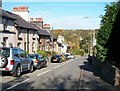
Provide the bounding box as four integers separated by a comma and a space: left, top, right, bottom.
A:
1, 55, 118, 91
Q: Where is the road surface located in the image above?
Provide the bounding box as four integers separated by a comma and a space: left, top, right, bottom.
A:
1, 55, 119, 91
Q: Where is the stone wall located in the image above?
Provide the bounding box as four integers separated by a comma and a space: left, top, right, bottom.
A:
93, 59, 120, 86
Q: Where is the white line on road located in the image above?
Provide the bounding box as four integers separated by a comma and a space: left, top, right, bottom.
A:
54, 65, 61, 69
37, 70, 51, 76
4, 78, 29, 91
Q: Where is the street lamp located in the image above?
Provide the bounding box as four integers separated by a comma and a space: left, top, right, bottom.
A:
83, 16, 98, 64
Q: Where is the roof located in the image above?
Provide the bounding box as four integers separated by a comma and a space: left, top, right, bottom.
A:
11, 13, 37, 30
1, 9, 37, 30
42, 29, 51, 36
32, 24, 51, 36
50, 34, 57, 40
1, 9, 16, 20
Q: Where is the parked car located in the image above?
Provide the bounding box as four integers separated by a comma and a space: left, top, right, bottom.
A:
0, 47, 34, 77
64, 54, 70, 60
68, 54, 75, 59
64, 53, 75, 59
61, 54, 67, 61
28, 54, 47, 69
51, 54, 62, 63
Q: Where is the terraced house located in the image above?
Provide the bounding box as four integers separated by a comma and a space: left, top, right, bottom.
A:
0, 8, 16, 47
0, 8, 39, 54
0, 6, 54, 54
0, 6, 69, 54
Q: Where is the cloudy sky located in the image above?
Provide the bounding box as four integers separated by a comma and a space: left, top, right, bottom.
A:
2, 0, 115, 29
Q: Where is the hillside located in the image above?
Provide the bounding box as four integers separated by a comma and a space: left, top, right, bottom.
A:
51, 29, 97, 53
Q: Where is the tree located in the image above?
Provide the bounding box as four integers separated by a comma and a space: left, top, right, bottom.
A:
96, 2, 119, 62
80, 33, 91, 53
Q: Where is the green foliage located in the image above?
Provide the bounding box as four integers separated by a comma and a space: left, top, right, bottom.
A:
80, 33, 91, 53
71, 49, 85, 56
52, 29, 93, 53
25, 51, 29, 54
96, 2, 119, 62
36, 50, 57, 57
36, 50, 47, 57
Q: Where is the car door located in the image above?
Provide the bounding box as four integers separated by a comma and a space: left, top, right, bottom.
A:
38, 55, 44, 66
19, 49, 28, 70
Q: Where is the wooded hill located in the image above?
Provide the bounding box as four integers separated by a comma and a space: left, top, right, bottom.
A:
51, 29, 98, 53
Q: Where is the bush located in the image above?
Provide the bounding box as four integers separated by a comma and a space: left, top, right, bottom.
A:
36, 50, 47, 57
36, 50, 57, 57
71, 49, 85, 56
79, 49, 85, 56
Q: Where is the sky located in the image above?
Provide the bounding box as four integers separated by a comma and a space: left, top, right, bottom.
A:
2, 1, 115, 30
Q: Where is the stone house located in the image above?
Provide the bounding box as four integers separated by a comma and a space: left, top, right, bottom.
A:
0, 9, 16, 47
0, 9, 39, 54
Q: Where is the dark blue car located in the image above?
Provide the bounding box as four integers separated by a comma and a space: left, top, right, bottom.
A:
51, 54, 62, 63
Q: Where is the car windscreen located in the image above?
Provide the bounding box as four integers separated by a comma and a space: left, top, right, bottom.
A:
28, 55, 37, 59
0, 48, 10, 57
56, 55, 61, 58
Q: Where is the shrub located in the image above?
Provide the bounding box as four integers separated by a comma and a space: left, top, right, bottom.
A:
79, 49, 85, 56
36, 50, 57, 57
71, 49, 85, 56
36, 50, 47, 57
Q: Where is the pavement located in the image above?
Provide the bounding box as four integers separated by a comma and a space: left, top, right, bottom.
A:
1, 55, 120, 91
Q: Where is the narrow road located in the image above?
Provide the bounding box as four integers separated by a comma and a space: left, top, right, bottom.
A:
1, 55, 118, 91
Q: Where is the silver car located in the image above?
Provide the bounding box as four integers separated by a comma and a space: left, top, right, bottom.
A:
0, 47, 34, 77
28, 54, 47, 69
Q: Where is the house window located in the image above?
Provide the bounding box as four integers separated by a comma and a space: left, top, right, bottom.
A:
18, 28, 22, 38
3, 18, 8, 30
2, 37, 8, 47
17, 42, 21, 48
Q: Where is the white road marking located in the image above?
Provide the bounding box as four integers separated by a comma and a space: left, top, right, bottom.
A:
4, 78, 29, 91
37, 70, 51, 76
54, 65, 61, 69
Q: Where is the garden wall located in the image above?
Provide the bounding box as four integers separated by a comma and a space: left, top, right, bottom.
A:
93, 59, 120, 86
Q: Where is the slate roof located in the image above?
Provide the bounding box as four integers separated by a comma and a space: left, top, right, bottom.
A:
12, 14, 37, 30
1, 9, 37, 30
32, 24, 51, 36
42, 29, 51, 36
1, 9, 16, 20
50, 34, 57, 40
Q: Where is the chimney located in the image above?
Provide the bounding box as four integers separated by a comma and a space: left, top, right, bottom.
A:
13, 6, 28, 12
12, 6, 30, 22
30, 17, 43, 29
43, 24, 51, 30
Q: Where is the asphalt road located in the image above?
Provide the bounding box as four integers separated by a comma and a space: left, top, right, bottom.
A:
1, 55, 119, 91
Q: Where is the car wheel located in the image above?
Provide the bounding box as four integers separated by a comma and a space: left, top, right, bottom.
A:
29, 64, 34, 73
44, 63, 47, 67
12, 65, 21, 77
37, 64, 41, 69
0, 54, 8, 68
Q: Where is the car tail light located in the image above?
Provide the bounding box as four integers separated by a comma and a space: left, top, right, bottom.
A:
10, 60, 15, 65
36, 59, 39, 63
